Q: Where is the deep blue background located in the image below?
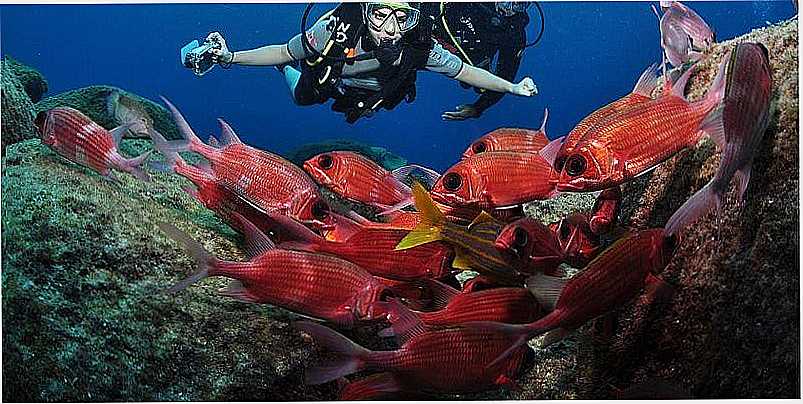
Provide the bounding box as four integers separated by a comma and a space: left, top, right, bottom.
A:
1, 2, 794, 171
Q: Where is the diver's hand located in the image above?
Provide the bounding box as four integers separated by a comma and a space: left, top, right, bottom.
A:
206, 32, 234, 64
442, 104, 481, 121
510, 77, 538, 97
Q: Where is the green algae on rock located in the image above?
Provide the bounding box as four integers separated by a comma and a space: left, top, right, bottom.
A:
35, 85, 181, 140
1, 59, 37, 152
1, 139, 334, 402
3, 56, 48, 103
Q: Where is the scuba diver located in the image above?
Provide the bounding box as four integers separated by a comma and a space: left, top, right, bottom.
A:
197, 2, 538, 123
434, 2, 540, 121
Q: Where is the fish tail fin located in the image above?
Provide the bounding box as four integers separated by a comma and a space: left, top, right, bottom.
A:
694, 53, 729, 150
147, 127, 187, 169
294, 321, 372, 385
338, 373, 402, 401
391, 164, 441, 188
395, 182, 445, 250
122, 150, 153, 182
632, 63, 661, 97
159, 96, 208, 152
664, 181, 722, 237
158, 223, 219, 293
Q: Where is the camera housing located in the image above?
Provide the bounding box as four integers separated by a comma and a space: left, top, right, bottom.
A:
180, 39, 220, 76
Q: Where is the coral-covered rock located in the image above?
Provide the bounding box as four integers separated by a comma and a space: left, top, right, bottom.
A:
1, 60, 37, 152
574, 18, 799, 399
35, 85, 181, 140
3, 56, 48, 103
288, 139, 408, 171
1, 139, 334, 401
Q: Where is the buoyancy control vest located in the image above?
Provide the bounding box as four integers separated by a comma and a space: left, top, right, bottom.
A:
296, 2, 437, 124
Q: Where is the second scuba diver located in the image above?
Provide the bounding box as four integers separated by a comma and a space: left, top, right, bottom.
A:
203, 2, 538, 123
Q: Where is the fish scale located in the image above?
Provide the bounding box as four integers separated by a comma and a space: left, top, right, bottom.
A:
463, 127, 549, 158
418, 287, 543, 326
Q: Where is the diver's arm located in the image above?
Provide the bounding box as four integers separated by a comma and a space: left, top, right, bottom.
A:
229, 44, 295, 66
472, 47, 524, 112
454, 64, 536, 96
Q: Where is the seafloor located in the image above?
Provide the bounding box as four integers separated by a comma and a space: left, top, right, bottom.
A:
1, 17, 799, 401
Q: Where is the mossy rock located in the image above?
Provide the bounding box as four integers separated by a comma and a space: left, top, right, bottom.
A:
573, 18, 799, 399
1, 139, 335, 401
287, 139, 407, 171
1, 59, 37, 152
3, 56, 48, 103
35, 85, 181, 140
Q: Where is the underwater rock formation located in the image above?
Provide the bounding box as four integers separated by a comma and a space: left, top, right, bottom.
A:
573, 17, 799, 399
288, 139, 408, 171
1, 140, 334, 401
1, 59, 37, 152
35, 85, 181, 140
3, 56, 48, 103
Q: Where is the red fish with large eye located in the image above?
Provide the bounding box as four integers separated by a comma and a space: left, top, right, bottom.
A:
655, 1, 716, 67
549, 213, 600, 269
160, 215, 401, 329
495, 218, 564, 275
553, 64, 661, 173
589, 186, 622, 236
431, 151, 558, 211
462, 109, 550, 159
554, 51, 729, 193
35, 107, 151, 181
156, 97, 332, 231
303, 151, 439, 213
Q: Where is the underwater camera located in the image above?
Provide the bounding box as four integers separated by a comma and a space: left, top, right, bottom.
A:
180, 38, 221, 77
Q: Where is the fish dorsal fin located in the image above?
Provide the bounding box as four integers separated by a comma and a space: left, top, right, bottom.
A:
217, 118, 242, 145
538, 107, 549, 134
395, 182, 445, 250
525, 272, 568, 311
208, 135, 221, 148
539, 135, 565, 168
468, 211, 496, 232
632, 63, 661, 97
229, 211, 276, 259
451, 248, 474, 270
109, 123, 134, 147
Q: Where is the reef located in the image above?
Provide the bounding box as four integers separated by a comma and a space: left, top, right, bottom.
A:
3, 56, 48, 103
1, 59, 37, 152
288, 139, 408, 171
35, 85, 181, 140
1, 16, 798, 402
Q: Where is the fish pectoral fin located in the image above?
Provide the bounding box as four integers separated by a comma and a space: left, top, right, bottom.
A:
524, 272, 567, 312
218, 280, 260, 303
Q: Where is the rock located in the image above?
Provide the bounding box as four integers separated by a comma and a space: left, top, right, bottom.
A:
35, 85, 181, 140
3, 56, 48, 103
1, 60, 37, 152
287, 139, 408, 171
572, 18, 799, 399
0, 139, 333, 401
523, 192, 598, 225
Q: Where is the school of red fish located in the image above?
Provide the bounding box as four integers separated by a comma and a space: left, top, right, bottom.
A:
34, 2, 774, 399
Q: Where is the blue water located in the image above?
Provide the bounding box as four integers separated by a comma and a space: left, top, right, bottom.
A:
1, 2, 794, 171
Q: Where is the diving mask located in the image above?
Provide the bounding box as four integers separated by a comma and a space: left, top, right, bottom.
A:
363, 2, 420, 33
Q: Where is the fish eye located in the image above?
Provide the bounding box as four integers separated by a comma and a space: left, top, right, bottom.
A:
472, 141, 487, 154
443, 172, 463, 191
513, 227, 529, 248
565, 155, 587, 177
318, 154, 334, 170
312, 200, 330, 220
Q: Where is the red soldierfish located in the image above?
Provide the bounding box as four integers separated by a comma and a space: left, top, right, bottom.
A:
157, 97, 332, 230
296, 319, 533, 394
35, 107, 150, 181
462, 108, 550, 158
495, 218, 564, 275
260, 211, 457, 281
666, 43, 773, 236
468, 229, 675, 367
303, 151, 439, 214
431, 151, 558, 210
588, 186, 622, 235
554, 53, 728, 193
654, 1, 715, 67
554, 64, 661, 173
549, 213, 601, 269
159, 215, 397, 329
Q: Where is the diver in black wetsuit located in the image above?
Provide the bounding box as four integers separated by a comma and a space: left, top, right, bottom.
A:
435, 2, 534, 121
